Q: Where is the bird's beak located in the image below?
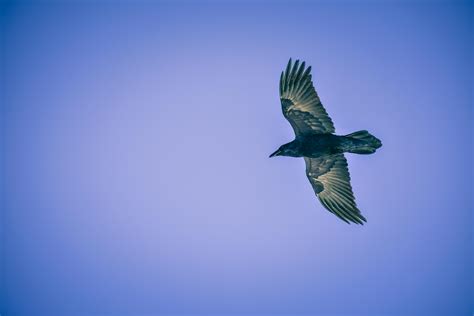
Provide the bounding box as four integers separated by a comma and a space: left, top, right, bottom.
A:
269, 149, 281, 158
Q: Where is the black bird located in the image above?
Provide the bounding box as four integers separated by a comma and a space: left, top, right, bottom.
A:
270, 59, 382, 224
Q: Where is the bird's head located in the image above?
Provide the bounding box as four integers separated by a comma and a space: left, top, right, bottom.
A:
269, 142, 300, 158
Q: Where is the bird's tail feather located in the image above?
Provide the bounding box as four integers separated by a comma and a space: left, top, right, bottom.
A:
345, 130, 382, 154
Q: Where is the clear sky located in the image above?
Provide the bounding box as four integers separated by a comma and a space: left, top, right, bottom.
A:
1, 1, 472, 315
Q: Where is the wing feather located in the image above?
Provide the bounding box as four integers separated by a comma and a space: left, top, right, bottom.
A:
280, 59, 335, 136
304, 154, 367, 224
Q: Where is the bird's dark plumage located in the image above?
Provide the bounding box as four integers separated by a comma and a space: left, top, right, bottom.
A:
271, 59, 382, 224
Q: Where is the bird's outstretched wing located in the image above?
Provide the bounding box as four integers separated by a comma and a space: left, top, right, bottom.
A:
304, 154, 366, 224
280, 59, 335, 136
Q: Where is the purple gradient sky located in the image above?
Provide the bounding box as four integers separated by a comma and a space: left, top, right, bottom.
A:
1, 1, 472, 315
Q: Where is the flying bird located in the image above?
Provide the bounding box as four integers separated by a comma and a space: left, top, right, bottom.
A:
270, 59, 382, 224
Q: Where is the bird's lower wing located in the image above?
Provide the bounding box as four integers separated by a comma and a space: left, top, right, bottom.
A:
304, 154, 366, 224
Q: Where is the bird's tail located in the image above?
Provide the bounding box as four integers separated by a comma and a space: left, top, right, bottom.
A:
345, 130, 382, 154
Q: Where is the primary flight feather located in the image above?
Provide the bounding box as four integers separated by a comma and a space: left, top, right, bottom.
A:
270, 59, 382, 224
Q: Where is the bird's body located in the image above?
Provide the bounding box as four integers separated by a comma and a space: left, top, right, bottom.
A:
272, 134, 340, 158
273, 132, 381, 158
270, 59, 382, 224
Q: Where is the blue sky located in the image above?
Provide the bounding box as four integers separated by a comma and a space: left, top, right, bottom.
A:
1, 1, 472, 315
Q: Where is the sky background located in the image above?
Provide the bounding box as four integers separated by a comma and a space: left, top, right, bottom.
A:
1, 1, 472, 315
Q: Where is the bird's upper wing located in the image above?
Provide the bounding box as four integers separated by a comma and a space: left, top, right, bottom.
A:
280, 59, 335, 136
304, 154, 366, 224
